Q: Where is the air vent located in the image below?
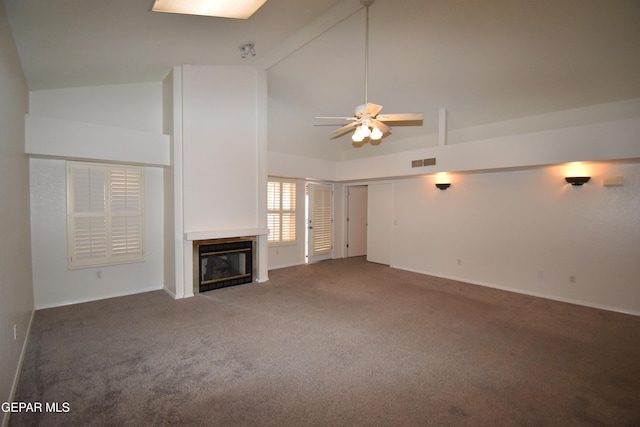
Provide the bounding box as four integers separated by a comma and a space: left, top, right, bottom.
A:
411, 158, 436, 168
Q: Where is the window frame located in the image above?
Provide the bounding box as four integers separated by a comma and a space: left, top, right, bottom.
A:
267, 178, 297, 246
66, 161, 145, 269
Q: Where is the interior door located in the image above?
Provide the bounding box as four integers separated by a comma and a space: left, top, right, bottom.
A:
307, 183, 333, 263
367, 183, 392, 265
346, 186, 367, 257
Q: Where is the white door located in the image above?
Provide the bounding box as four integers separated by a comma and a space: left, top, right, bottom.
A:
347, 186, 367, 257
367, 183, 392, 265
307, 183, 333, 263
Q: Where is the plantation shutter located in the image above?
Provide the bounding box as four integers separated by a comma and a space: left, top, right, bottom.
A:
280, 181, 296, 242
68, 162, 144, 269
310, 184, 333, 256
267, 181, 281, 243
109, 167, 144, 263
267, 179, 296, 244
68, 165, 108, 267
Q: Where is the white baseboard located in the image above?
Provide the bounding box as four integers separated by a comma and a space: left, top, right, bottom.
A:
34, 285, 164, 310
268, 261, 307, 271
163, 286, 177, 299
391, 265, 640, 317
3, 309, 36, 427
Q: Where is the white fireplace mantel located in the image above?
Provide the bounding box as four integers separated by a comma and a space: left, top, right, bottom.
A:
185, 228, 269, 241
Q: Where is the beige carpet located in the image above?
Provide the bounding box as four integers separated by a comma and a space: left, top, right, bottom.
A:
10, 257, 640, 426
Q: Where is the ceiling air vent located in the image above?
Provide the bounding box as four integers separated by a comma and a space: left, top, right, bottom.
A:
411, 158, 436, 168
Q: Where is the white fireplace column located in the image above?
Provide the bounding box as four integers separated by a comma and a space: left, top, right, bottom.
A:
164, 65, 269, 299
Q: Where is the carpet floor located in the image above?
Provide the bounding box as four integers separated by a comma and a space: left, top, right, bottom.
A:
10, 257, 640, 426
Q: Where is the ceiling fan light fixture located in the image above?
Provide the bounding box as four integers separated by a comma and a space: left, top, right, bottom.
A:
351, 125, 371, 142
151, 0, 268, 19
315, 0, 423, 146
370, 125, 383, 140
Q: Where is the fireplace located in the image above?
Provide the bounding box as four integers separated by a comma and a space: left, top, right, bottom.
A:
195, 238, 254, 293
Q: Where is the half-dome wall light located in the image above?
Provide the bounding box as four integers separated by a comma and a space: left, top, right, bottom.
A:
565, 177, 591, 186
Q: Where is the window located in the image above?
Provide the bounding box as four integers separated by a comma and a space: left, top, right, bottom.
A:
267, 179, 296, 245
67, 162, 144, 269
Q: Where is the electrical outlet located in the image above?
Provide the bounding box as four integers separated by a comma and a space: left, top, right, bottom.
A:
95, 271, 102, 279
457, 259, 462, 265
570, 275, 576, 283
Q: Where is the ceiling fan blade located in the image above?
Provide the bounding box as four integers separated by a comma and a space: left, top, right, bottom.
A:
354, 103, 383, 118
330, 121, 359, 136
373, 120, 390, 134
316, 116, 357, 121
363, 103, 383, 117
376, 112, 424, 122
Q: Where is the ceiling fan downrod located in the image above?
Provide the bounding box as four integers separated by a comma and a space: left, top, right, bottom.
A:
361, 0, 374, 105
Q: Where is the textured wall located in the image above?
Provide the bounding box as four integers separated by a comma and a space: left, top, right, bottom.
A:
392, 162, 640, 314
27, 82, 167, 308
0, 1, 33, 419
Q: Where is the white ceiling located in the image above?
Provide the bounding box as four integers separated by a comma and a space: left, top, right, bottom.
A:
4, 0, 640, 162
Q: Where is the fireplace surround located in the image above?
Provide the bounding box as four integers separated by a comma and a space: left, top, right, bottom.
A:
194, 237, 254, 293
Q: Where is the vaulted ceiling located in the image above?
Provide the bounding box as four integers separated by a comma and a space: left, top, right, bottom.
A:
4, 0, 640, 161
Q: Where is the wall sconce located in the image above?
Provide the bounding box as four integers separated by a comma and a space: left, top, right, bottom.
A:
434, 172, 451, 190
565, 177, 590, 186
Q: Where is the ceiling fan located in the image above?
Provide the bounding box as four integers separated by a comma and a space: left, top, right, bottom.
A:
316, 0, 424, 147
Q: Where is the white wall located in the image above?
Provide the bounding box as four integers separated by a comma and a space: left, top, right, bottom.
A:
176, 65, 266, 296
27, 82, 167, 308
162, 69, 180, 298
0, 2, 34, 422
334, 116, 640, 182
267, 101, 640, 314
391, 162, 640, 314
181, 65, 260, 233
268, 151, 337, 181
29, 82, 163, 132
30, 159, 165, 308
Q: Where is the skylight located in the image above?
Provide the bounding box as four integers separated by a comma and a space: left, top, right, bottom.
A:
151, 0, 268, 19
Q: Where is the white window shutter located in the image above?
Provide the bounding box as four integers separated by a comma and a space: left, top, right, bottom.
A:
311, 185, 332, 256
68, 165, 108, 267
67, 162, 144, 269
281, 182, 296, 242
109, 167, 144, 262
267, 179, 296, 244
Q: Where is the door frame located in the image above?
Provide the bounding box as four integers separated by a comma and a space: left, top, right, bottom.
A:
346, 185, 368, 257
